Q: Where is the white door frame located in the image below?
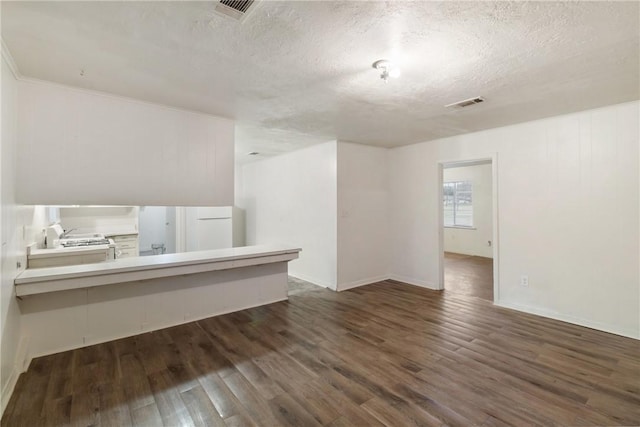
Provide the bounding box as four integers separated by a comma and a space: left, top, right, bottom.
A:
175, 206, 186, 253
437, 154, 500, 303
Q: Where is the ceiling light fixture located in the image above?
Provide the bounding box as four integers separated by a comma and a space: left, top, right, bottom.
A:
372, 59, 400, 83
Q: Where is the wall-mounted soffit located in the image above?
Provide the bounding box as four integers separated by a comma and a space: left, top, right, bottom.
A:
445, 96, 485, 110
215, 0, 260, 21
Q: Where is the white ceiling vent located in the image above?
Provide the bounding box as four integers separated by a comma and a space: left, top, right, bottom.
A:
215, 0, 258, 21
445, 96, 485, 109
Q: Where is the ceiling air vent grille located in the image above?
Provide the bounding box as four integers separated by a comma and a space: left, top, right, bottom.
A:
445, 96, 485, 109
216, 0, 257, 20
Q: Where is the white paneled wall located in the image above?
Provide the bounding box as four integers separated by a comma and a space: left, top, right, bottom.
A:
1, 55, 51, 412
17, 80, 234, 206
389, 101, 639, 338
239, 142, 338, 288
0, 54, 23, 413
240, 141, 390, 291
337, 142, 390, 290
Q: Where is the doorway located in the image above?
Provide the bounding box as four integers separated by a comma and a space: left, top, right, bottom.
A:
138, 206, 177, 256
439, 158, 498, 302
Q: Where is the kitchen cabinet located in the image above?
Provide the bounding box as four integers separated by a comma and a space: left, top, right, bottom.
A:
27, 246, 111, 268
108, 234, 139, 258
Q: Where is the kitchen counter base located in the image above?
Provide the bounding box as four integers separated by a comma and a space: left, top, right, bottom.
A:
15, 244, 300, 365
16, 244, 299, 296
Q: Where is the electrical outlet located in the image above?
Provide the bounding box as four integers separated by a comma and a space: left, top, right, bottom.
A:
520, 275, 529, 287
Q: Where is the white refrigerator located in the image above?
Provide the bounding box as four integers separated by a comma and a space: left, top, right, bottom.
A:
184, 206, 245, 251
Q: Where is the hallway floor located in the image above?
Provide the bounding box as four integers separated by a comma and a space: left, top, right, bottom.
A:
288, 276, 323, 295
444, 252, 493, 301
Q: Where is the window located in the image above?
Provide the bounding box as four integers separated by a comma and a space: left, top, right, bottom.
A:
443, 181, 473, 227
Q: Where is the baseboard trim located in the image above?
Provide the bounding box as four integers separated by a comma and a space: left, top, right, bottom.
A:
495, 300, 639, 340
1, 367, 19, 416
1, 335, 30, 417
389, 274, 439, 290
289, 273, 335, 290
337, 275, 390, 292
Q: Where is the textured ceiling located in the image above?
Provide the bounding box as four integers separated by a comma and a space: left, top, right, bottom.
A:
2, 1, 639, 161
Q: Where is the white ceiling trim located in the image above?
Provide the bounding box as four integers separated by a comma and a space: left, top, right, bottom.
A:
1, 38, 21, 79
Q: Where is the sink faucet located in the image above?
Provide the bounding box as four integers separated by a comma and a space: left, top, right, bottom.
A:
60, 228, 77, 239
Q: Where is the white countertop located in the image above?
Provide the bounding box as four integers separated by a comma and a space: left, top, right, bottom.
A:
103, 230, 138, 237
28, 244, 112, 259
15, 244, 301, 293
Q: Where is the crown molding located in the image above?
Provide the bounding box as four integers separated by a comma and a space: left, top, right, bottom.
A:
1, 38, 21, 79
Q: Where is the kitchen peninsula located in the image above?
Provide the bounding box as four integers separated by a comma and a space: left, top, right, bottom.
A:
15, 244, 301, 362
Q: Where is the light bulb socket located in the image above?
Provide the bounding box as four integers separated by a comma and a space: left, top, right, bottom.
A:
372, 59, 391, 71
372, 59, 399, 81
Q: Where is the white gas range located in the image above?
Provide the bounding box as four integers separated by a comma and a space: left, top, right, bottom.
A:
46, 224, 112, 248
27, 225, 117, 269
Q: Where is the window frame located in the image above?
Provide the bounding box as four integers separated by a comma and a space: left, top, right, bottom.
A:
443, 180, 474, 229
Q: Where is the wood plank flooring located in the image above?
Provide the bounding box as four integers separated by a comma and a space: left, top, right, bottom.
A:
3, 280, 639, 426
444, 252, 494, 301
288, 276, 323, 296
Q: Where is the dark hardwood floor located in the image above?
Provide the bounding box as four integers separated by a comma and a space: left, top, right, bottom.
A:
3, 280, 639, 426
288, 276, 323, 296
444, 252, 494, 301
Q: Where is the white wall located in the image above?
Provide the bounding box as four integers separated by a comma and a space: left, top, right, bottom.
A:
240, 141, 389, 291
389, 101, 640, 339
443, 163, 493, 258
59, 206, 138, 235
0, 54, 49, 412
138, 206, 167, 253
336, 142, 389, 290
17, 79, 234, 206
0, 52, 22, 413
239, 142, 338, 289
